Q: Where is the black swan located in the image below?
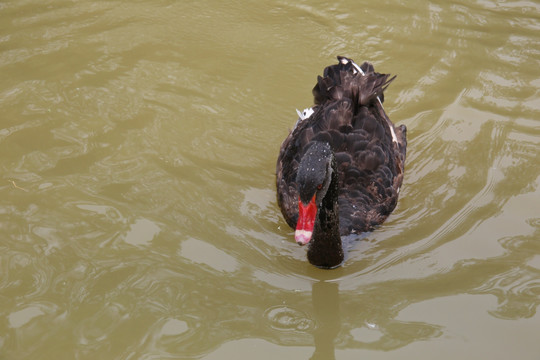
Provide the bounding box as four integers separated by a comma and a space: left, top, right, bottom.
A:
276, 56, 407, 268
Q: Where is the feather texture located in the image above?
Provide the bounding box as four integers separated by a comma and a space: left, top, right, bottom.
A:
276, 56, 407, 237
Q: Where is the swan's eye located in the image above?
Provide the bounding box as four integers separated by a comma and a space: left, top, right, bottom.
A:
317, 184, 323, 190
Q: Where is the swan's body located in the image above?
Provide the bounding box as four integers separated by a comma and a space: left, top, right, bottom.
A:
276, 56, 407, 268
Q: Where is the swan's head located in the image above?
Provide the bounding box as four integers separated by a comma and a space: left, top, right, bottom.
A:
295, 142, 334, 245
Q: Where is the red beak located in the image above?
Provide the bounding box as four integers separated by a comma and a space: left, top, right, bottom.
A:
295, 195, 317, 245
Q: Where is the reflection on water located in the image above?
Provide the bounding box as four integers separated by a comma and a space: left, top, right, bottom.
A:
310, 281, 340, 360
1, 0, 540, 359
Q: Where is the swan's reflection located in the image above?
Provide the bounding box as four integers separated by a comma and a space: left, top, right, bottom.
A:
310, 281, 340, 360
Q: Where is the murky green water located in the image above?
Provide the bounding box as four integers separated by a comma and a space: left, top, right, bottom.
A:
1, 0, 539, 359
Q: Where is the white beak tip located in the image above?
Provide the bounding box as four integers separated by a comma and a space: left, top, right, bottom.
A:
295, 230, 312, 245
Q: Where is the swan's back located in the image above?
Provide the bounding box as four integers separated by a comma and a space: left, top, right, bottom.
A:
276, 56, 407, 235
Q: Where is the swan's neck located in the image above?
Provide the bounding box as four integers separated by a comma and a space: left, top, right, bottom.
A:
307, 161, 344, 268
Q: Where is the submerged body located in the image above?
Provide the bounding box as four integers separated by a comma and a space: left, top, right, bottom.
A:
276, 56, 407, 268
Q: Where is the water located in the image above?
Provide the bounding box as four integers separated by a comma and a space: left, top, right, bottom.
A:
1, 0, 539, 359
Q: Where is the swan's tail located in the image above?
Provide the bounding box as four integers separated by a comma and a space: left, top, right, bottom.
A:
312, 56, 396, 108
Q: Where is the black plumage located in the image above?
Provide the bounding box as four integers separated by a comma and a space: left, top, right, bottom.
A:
276, 56, 407, 268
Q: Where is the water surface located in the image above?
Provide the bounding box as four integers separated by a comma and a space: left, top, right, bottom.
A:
1, 0, 540, 359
